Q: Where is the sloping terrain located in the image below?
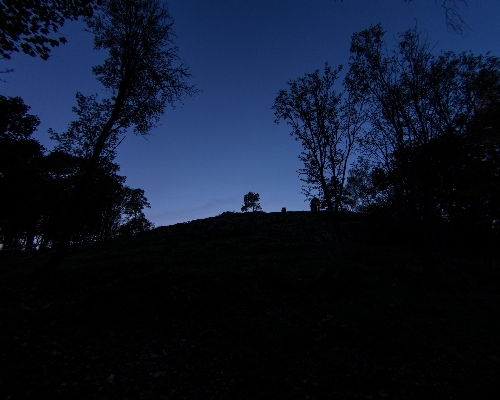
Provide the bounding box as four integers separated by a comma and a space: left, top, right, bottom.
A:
1, 211, 499, 399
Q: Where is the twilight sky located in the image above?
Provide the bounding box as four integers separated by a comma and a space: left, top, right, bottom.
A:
2, 0, 500, 226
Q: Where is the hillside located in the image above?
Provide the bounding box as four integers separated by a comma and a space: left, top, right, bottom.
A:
1, 211, 499, 399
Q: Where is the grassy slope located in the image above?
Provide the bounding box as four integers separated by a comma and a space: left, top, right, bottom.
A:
0, 211, 499, 399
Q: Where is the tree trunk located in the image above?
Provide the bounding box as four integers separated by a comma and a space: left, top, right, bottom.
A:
320, 174, 343, 256
24, 231, 35, 252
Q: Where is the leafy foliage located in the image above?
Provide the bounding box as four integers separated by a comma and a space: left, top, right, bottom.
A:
0, 95, 40, 139
85, 0, 197, 138
0, 96, 45, 250
48, 93, 122, 163
0, 0, 97, 60
0, 96, 154, 251
345, 23, 500, 259
310, 196, 321, 212
117, 188, 154, 235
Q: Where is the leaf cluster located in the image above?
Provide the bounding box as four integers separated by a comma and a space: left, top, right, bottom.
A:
0, 0, 97, 60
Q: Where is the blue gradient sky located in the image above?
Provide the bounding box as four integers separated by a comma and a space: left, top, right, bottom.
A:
2, 0, 500, 226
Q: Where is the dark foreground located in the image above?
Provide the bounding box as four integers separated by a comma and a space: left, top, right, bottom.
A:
1, 211, 499, 399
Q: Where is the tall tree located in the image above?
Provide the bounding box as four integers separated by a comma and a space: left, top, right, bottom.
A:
44, 0, 197, 270
0, 0, 98, 60
273, 63, 365, 213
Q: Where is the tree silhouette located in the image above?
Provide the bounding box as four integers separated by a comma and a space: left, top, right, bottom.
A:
118, 188, 154, 235
0, 137, 154, 252
44, 0, 197, 270
0, 0, 97, 60
0, 96, 45, 251
273, 63, 365, 213
346, 23, 500, 261
42, 153, 155, 246
310, 197, 321, 212
343, 159, 385, 213
241, 192, 262, 212
0, 95, 40, 139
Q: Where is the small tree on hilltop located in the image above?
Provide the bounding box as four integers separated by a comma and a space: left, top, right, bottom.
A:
241, 192, 262, 212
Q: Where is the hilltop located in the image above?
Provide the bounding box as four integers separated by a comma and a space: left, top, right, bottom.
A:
1, 211, 499, 399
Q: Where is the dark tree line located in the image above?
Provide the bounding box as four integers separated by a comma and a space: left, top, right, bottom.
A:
0, 95, 154, 252
275, 23, 500, 262
345, 24, 499, 260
